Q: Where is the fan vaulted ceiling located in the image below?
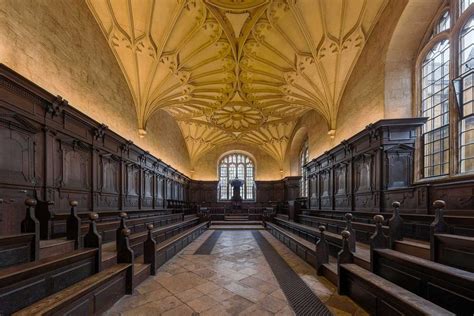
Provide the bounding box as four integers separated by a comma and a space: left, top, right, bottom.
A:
86, 0, 387, 165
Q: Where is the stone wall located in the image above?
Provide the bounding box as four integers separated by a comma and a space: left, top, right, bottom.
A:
284, 0, 436, 170
0, 0, 191, 175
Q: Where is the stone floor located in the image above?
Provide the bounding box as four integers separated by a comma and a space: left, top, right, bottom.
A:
104, 230, 368, 316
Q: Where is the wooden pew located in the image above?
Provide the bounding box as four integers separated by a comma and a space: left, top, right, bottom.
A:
301, 207, 474, 241
144, 221, 208, 272
430, 200, 474, 272
265, 221, 336, 284
432, 233, 474, 272
337, 230, 454, 316
102, 215, 200, 268
0, 233, 37, 268
13, 263, 132, 316
50, 208, 175, 237
272, 216, 370, 269
0, 248, 101, 315
370, 214, 474, 315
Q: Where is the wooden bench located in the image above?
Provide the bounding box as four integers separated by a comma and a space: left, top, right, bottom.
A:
52, 210, 180, 237
144, 222, 208, 272
337, 229, 454, 316
373, 248, 474, 315
0, 233, 37, 268
102, 217, 200, 268
266, 222, 317, 267
267, 221, 340, 285
432, 233, 474, 272
368, 213, 474, 315
78, 212, 183, 243
13, 264, 132, 316
0, 248, 101, 315
273, 217, 370, 269
298, 214, 388, 244
430, 200, 474, 272
339, 263, 454, 316
302, 208, 474, 241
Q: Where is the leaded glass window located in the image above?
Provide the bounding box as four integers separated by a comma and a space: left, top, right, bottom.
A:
300, 142, 309, 197
433, 11, 451, 36
421, 40, 450, 177
460, 17, 474, 172
218, 153, 255, 200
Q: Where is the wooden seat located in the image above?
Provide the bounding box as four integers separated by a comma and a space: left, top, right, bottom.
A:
373, 247, 474, 315
13, 264, 132, 316
0, 248, 100, 315
339, 263, 454, 316
273, 217, 371, 268
145, 222, 208, 272
0, 233, 37, 268
101, 216, 199, 269
432, 233, 474, 272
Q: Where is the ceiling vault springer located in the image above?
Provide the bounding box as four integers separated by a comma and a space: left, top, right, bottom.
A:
86, 0, 388, 166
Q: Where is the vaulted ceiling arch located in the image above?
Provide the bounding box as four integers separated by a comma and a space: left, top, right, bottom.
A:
86, 0, 388, 165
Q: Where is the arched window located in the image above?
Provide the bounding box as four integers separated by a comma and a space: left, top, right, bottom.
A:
300, 141, 309, 197
459, 17, 474, 172
417, 1, 474, 177
421, 39, 450, 177
218, 153, 255, 201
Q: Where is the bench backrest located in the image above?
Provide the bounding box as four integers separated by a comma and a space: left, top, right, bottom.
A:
0, 248, 100, 315
0, 234, 36, 269
433, 233, 474, 272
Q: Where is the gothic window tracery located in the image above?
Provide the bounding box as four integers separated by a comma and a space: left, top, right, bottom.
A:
218, 153, 255, 201
418, 1, 474, 177
300, 141, 309, 197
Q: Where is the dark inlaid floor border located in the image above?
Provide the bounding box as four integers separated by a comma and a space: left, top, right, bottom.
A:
194, 230, 223, 255
252, 231, 332, 316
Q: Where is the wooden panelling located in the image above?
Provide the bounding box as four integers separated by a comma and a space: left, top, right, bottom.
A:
0, 64, 190, 236
306, 119, 474, 214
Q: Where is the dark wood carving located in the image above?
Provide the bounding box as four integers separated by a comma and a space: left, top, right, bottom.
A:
115, 212, 128, 253
0, 64, 190, 237
143, 224, 156, 275
388, 201, 403, 248
315, 225, 329, 274
0, 233, 37, 268
83, 212, 102, 271
0, 248, 99, 315
66, 200, 82, 249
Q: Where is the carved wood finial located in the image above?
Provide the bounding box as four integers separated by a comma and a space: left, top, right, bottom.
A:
337, 230, 354, 265
431, 200, 448, 234
389, 201, 403, 248
371, 215, 388, 250
315, 225, 329, 274
67, 200, 81, 249
344, 213, 356, 252
144, 223, 157, 275
117, 227, 134, 270
84, 212, 102, 271
116, 212, 129, 253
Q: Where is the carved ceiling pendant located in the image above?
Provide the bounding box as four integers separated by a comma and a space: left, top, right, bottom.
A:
86, 0, 387, 165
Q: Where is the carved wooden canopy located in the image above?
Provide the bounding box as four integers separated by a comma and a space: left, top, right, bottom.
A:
86, 0, 387, 164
